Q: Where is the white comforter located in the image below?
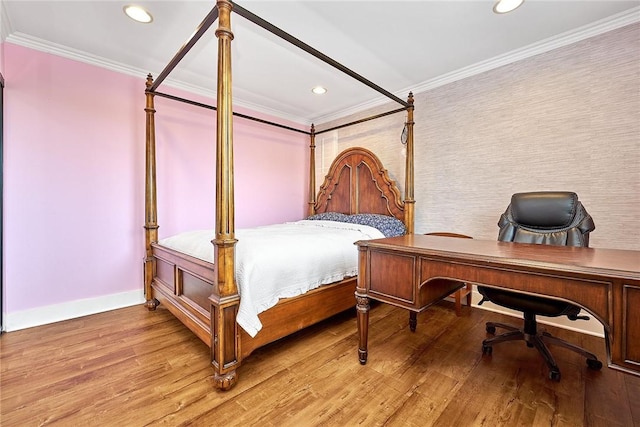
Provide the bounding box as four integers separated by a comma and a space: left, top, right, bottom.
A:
157, 220, 384, 337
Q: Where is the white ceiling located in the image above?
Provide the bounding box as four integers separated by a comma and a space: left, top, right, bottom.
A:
2, 1, 639, 124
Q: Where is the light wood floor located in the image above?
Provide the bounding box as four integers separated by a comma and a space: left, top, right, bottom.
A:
1, 301, 639, 426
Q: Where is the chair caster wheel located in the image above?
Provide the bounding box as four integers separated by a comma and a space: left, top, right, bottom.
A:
486, 325, 496, 334
549, 370, 561, 381
482, 345, 492, 355
587, 359, 603, 370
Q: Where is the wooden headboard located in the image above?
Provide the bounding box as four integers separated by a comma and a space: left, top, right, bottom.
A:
313, 147, 405, 222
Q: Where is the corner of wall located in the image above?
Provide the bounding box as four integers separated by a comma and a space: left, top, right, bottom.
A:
0, 0, 9, 74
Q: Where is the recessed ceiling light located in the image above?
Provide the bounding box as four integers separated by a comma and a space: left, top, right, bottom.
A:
493, 0, 524, 14
124, 5, 153, 23
312, 86, 327, 95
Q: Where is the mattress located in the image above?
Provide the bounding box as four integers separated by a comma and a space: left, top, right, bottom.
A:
157, 220, 384, 337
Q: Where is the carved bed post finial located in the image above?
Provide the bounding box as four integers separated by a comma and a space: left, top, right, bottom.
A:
308, 124, 317, 217
210, 0, 241, 391
404, 92, 415, 234
144, 74, 159, 310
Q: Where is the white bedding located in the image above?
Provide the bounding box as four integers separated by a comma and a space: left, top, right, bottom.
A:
157, 220, 384, 337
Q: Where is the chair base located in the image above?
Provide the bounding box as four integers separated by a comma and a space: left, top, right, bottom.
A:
481, 320, 603, 381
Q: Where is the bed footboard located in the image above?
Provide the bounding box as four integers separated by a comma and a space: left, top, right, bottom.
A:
152, 244, 213, 344
151, 243, 358, 389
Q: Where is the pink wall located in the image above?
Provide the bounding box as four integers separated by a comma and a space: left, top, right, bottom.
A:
3, 43, 308, 314
153, 92, 309, 238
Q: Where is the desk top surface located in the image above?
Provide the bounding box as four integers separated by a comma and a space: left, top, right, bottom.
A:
357, 234, 640, 280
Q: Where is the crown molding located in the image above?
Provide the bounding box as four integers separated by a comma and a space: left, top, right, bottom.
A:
0, 0, 13, 42
7, 32, 151, 78
5, 31, 312, 125
311, 6, 640, 125
406, 5, 640, 96
5, 5, 640, 126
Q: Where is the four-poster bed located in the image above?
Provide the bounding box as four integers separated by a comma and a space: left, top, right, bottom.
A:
143, 0, 416, 390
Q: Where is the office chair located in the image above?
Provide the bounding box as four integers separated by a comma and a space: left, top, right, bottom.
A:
479, 191, 603, 381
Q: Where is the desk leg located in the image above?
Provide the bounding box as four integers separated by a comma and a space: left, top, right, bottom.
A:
356, 294, 370, 364
409, 312, 417, 332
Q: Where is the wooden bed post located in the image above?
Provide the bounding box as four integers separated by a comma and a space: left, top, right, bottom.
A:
210, 0, 241, 391
144, 74, 159, 310
308, 124, 316, 217
404, 92, 415, 234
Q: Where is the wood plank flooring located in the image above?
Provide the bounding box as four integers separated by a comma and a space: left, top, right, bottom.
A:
1, 301, 638, 426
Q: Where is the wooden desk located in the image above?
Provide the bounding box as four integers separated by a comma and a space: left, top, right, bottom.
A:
355, 234, 640, 376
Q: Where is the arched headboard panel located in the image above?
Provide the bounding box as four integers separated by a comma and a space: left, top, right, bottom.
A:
314, 147, 405, 223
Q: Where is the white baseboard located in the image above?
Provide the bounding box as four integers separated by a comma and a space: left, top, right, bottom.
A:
3, 289, 145, 332
469, 289, 605, 338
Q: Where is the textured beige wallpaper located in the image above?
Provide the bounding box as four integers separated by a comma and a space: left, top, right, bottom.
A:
317, 22, 640, 252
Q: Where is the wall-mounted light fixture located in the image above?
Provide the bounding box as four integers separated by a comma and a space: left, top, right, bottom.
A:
124, 5, 153, 23
493, 0, 524, 14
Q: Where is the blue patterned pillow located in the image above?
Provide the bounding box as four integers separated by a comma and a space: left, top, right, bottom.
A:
306, 212, 350, 222
346, 213, 406, 237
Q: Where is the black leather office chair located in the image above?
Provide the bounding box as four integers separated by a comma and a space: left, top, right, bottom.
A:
479, 191, 603, 381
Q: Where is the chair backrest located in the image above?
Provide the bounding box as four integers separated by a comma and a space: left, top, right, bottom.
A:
498, 192, 595, 247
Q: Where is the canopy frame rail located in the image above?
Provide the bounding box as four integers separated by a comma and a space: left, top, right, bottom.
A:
150, 89, 410, 137
147, 2, 410, 110
152, 90, 311, 135
231, 2, 410, 109
148, 7, 219, 92
315, 107, 408, 136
